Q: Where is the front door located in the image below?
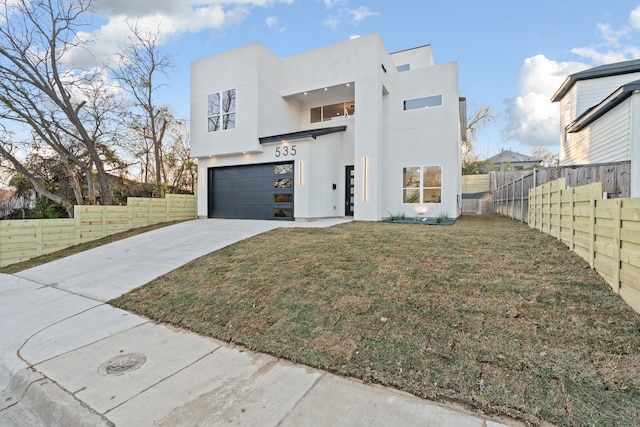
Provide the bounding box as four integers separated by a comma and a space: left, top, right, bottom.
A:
345, 165, 354, 216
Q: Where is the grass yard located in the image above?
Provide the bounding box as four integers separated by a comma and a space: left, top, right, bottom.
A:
110, 214, 640, 426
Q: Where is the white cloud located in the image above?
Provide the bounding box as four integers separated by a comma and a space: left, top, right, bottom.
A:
266, 16, 287, 32
569, 46, 636, 64
64, 0, 293, 68
503, 5, 640, 148
631, 6, 640, 28
266, 16, 278, 28
323, 6, 378, 29
595, 22, 629, 48
320, 0, 347, 8
571, 6, 640, 64
0, 0, 30, 24
502, 55, 588, 147
348, 6, 377, 23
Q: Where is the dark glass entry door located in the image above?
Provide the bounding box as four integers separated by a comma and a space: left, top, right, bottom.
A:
345, 165, 354, 216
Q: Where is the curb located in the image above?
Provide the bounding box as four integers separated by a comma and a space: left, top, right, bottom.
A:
0, 368, 111, 426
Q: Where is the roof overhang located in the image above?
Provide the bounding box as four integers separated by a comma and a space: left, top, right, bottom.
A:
567, 80, 640, 133
551, 59, 640, 102
259, 125, 347, 144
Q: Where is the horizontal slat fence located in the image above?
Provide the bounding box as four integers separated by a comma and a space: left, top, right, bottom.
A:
461, 175, 490, 194
0, 194, 196, 268
494, 161, 631, 223
529, 179, 640, 314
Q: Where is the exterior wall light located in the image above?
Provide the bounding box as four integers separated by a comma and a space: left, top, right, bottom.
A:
363, 156, 368, 202
299, 160, 304, 187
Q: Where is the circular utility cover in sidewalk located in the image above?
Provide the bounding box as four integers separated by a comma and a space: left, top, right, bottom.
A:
98, 353, 146, 376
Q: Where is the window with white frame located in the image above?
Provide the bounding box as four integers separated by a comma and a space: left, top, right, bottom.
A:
396, 63, 410, 72
402, 165, 442, 203
403, 95, 442, 111
208, 89, 236, 132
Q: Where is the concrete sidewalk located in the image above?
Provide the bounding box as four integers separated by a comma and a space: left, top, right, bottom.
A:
0, 218, 519, 426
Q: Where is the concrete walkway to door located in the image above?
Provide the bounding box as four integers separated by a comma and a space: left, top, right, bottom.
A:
0, 218, 518, 426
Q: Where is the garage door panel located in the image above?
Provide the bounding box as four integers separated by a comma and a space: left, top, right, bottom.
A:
215, 180, 273, 192
214, 192, 273, 206
209, 162, 294, 220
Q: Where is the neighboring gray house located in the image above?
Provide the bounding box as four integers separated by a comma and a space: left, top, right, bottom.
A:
482, 149, 541, 172
551, 58, 640, 197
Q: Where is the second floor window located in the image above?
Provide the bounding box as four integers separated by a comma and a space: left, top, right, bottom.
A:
403, 95, 442, 111
208, 89, 236, 132
310, 101, 355, 123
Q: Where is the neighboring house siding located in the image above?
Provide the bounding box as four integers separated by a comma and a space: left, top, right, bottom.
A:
559, 86, 578, 163
575, 73, 640, 117
560, 99, 631, 165
563, 85, 578, 124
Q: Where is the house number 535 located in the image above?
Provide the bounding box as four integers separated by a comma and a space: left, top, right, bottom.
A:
275, 145, 296, 157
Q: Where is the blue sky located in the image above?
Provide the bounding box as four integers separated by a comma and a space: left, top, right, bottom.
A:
84, 0, 640, 160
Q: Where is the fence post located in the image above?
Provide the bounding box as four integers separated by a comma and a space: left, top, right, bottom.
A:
35, 220, 43, 257
588, 184, 600, 269
554, 180, 562, 240
511, 180, 515, 220
569, 188, 575, 251
102, 207, 107, 238
148, 198, 153, 226
520, 178, 524, 223
127, 199, 133, 230
528, 188, 533, 227
75, 207, 82, 244
612, 198, 622, 294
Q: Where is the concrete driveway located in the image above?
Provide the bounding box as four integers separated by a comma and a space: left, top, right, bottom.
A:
0, 218, 516, 426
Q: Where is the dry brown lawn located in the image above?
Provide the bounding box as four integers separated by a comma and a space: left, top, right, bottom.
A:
109, 214, 640, 426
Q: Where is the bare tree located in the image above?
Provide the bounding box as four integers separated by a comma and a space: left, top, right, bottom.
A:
531, 146, 559, 167
113, 23, 173, 197
0, 0, 119, 208
462, 105, 498, 172
163, 119, 196, 193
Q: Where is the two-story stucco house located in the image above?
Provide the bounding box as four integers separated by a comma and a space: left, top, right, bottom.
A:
551, 59, 640, 197
191, 33, 463, 221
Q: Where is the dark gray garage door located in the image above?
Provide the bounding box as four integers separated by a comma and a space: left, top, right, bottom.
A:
208, 162, 294, 220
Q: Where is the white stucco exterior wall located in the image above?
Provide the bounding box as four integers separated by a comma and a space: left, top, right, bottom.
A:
191, 33, 461, 221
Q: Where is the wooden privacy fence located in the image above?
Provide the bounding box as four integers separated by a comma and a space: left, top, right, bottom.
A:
494, 161, 631, 223
529, 178, 640, 314
493, 172, 533, 222
0, 194, 196, 268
